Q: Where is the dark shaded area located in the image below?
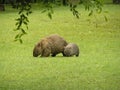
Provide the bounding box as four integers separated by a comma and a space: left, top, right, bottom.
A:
113, 0, 120, 4
0, 0, 37, 10
62, 0, 68, 6
0, 0, 5, 11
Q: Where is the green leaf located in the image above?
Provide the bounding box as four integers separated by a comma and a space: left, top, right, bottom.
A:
41, 10, 47, 13
26, 26, 28, 30
18, 10, 23, 14
76, 14, 79, 19
48, 12, 52, 19
15, 34, 19, 39
25, 18, 29, 22
15, 22, 19, 26
104, 15, 108, 22
21, 29, 27, 34
28, 11, 32, 14
88, 10, 93, 16
23, 21, 27, 25
15, 18, 20, 21
19, 39, 23, 44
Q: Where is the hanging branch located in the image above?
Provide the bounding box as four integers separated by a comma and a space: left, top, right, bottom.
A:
14, 0, 32, 43
12, 0, 103, 43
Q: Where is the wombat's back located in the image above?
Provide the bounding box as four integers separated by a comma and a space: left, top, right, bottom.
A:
47, 34, 68, 54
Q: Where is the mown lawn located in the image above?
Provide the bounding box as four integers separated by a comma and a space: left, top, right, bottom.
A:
0, 4, 120, 90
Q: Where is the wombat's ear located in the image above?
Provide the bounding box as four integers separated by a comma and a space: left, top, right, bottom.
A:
37, 43, 41, 47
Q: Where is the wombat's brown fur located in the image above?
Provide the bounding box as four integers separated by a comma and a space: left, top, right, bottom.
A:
33, 34, 68, 57
64, 43, 79, 57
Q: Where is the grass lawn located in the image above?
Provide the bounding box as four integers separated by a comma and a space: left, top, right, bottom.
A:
0, 4, 120, 90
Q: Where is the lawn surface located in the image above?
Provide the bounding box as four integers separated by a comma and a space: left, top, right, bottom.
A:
0, 4, 120, 90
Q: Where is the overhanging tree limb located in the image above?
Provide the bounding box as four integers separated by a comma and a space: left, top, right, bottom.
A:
12, 0, 103, 43
14, 0, 32, 43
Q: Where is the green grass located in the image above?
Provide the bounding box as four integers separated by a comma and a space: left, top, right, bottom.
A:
0, 4, 120, 90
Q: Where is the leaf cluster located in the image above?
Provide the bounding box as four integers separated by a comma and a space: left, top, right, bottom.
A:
41, 0, 103, 19
82, 0, 103, 16
12, 0, 103, 43
41, 2, 54, 19
70, 4, 80, 19
14, 0, 32, 43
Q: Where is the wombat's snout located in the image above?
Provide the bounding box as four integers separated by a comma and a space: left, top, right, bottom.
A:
33, 51, 39, 57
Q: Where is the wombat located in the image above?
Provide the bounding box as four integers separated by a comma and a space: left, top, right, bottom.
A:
64, 43, 79, 57
33, 34, 68, 57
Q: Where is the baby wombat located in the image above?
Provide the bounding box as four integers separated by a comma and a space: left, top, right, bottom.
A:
64, 43, 79, 57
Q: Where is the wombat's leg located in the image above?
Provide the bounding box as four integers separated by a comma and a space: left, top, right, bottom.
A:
51, 54, 56, 57
76, 54, 79, 57
41, 48, 51, 57
41, 53, 50, 57
62, 52, 66, 56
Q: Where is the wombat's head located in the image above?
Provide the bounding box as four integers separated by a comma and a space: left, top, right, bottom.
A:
64, 47, 72, 56
33, 43, 42, 57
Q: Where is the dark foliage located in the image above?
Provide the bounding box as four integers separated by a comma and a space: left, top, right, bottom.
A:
0, 0, 5, 11
3, 0, 102, 43
113, 0, 120, 4
14, 0, 32, 43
